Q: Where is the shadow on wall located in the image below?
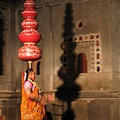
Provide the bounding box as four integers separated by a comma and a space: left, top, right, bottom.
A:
0, 15, 5, 75
46, 111, 53, 120
56, 3, 82, 120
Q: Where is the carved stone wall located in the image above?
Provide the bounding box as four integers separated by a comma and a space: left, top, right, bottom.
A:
0, 3, 22, 120
0, 0, 120, 120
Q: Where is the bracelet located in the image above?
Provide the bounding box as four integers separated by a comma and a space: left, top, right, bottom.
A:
37, 95, 42, 102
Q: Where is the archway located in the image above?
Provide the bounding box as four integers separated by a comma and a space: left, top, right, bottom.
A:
77, 53, 87, 73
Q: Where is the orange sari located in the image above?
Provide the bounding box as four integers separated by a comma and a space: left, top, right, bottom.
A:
21, 72, 47, 120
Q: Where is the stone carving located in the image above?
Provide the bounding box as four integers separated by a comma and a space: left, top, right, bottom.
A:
74, 33, 102, 73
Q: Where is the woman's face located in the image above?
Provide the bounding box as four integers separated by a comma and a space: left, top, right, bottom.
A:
28, 71, 36, 80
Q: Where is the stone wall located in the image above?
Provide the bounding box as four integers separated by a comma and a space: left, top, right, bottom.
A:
0, 0, 120, 119
47, 91, 120, 120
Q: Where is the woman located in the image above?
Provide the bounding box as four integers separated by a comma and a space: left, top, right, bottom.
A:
21, 68, 47, 120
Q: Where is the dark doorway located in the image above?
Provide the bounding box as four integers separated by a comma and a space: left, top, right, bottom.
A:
0, 17, 4, 75
77, 53, 87, 73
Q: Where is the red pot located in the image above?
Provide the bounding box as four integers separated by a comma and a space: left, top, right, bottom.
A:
18, 29, 41, 43
18, 43, 42, 61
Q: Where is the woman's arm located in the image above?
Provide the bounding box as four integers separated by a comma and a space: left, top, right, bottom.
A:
26, 92, 43, 101
24, 81, 42, 101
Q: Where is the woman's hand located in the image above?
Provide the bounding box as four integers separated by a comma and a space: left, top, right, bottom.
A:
47, 93, 54, 102
39, 95, 47, 105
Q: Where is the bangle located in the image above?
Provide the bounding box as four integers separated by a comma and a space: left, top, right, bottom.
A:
37, 95, 42, 102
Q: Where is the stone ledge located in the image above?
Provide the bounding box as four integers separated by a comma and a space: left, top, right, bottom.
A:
0, 91, 119, 99
0, 92, 21, 99
54, 90, 120, 99
79, 91, 119, 98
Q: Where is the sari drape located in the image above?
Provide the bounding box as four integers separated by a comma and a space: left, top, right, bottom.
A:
21, 72, 47, 120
